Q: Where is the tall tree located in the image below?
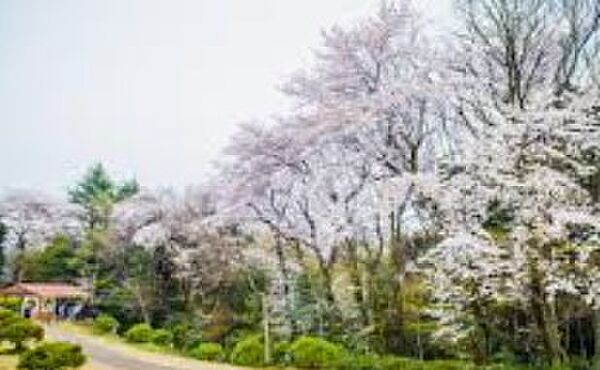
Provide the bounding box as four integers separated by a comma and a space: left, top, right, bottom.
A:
69, 163, 139, 231
0, 191, 82, 282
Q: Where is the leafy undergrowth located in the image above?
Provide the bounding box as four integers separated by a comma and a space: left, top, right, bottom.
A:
57, 323, 576, 370
0, 353, 103, 370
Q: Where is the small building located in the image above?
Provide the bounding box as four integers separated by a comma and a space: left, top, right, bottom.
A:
0, 282, 90, 321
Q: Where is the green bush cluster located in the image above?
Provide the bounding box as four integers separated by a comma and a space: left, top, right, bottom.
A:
170, 323, 202, 350
331, 355, 475, 370
0, 308, 18, 323
18, 341, 86, 370
151, 329, 173, 346
288, 336, 346, 368
92, 314, 119, 335
88, 316, 578, 370
272, 341, 290, 364
0, 297, 22, 313
189, 342, 225, 361
124, 323, 154, 343
123, 323, 173, 346
88, 315, 568, 370
230, 335, 265, 367
0, 309, 44, 352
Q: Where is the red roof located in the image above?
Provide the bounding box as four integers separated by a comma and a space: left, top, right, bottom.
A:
0, 283, 89, 299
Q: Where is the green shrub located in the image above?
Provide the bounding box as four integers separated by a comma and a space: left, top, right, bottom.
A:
289, 336, 345, 369
0, 308, 19, 324
273, 341, 291, 364
0, 297, 22, 313
0, 317, 44, 351
124, 323, 154, 343
566, 357, 591, 370
18, 341, 86, 370
230, 335, 265, 367
189, 343, 225, 361
331, 354, 381, 370
92, 314, 119, 335
170, 323, 202, 350
223, 329, 256, 351
377, 356, 414, 370
151, 329, 173, 346
332, 355, 474, 370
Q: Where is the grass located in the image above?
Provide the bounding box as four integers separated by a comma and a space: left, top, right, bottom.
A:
0, 356, 17, 370
0, 344, 17, 370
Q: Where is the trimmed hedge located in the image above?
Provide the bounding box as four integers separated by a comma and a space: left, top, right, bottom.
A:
18, 341, 86, 370
273, 341, 291, 364
92, 314, 119, 335
0, 308, 19, 324
230, 335, 265, 367
170, 323, 202, 350
289, 336, 346, 368
151, 329, 174, 346
189, 342, 225, 361
0, 315, 44, 352
124, 323, 154, 343
0, 297, 22, 313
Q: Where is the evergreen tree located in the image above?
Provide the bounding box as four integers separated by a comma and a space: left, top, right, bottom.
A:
69, 163, 139, 230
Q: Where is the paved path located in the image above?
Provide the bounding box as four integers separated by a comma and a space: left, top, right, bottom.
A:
45, 325, 245, 370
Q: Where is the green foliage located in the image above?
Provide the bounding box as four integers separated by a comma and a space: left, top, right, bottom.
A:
415, 360, 475, 370
273, 341, 291, 364
95, 245, 184, 328
151, 329, 173, 346
482, 199, 514, 235
93, 246, 153, 328
170, 323, 203, 350
94, 280, 140, 330
331, 354, 385, 370
289, 336, 346, 368
18, 341, 86, 370
204, 267, 268, 340
0, 316, 44, 351
0, 308, 19, 324
230, 335, 265, 367
92, 314, 119, 335
331, 355, 475, 370
290, 271, 339, 335
124, 323, 154, 343
0, 297, 22, 313
20, 235, 80, 282
69, 162, 139, 230
189, 343, 225, 361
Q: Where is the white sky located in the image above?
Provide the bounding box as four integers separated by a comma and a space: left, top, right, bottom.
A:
0, 0, 453, 196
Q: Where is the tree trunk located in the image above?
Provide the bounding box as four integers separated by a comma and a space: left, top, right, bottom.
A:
273, 236, 296, 336
346, 240, 369, 326
544, 299, 563, 366
593, 309, 600, 369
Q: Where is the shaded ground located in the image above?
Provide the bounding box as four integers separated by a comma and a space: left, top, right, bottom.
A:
45, 325, 245, 370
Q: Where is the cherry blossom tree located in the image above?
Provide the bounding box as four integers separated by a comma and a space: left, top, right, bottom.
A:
0, 190, 82, 281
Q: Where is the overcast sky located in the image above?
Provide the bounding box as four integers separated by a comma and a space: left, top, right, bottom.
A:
0, 0, 453, 196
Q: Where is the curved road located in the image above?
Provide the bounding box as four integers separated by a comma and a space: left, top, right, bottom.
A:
45, 325, 244, 370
